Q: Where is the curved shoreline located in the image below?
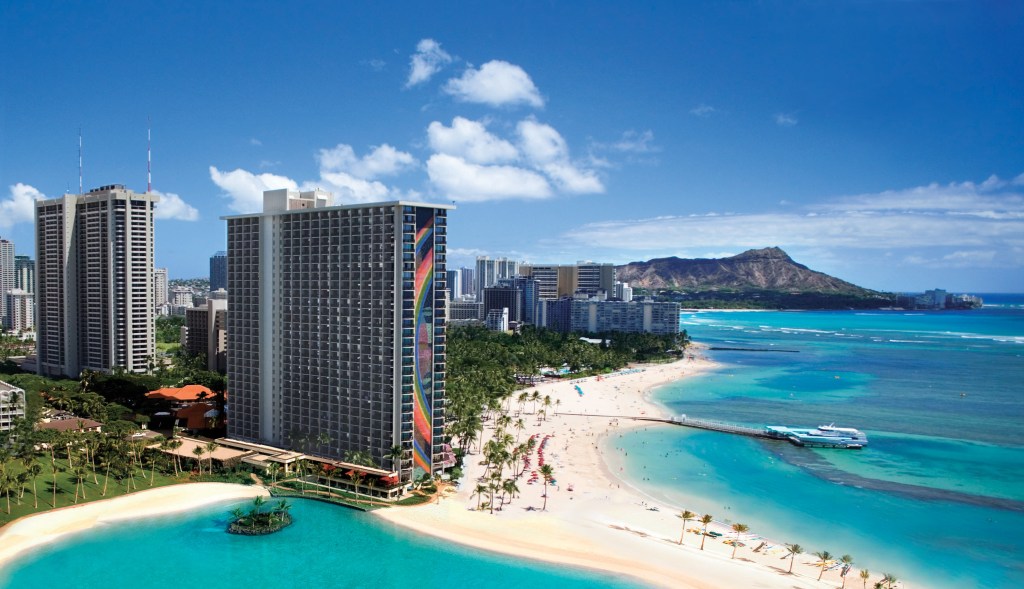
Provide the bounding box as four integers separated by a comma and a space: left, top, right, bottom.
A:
0, 359, 875, 588
0, 482, 269, 572
377, 358, 851, 588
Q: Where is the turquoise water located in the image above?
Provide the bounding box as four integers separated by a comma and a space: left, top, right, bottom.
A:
1, 498, 643, 589
610, 294, 1024, 588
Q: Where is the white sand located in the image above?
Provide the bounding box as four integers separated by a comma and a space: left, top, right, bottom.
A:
0, 359, 874, 588
377, 359, 866, 588
0, 482, 268, 570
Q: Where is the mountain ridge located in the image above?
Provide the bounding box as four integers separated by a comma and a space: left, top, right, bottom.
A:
615, 247, 877, 295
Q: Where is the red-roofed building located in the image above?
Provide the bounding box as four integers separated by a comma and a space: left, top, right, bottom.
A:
146, 384, 216, 403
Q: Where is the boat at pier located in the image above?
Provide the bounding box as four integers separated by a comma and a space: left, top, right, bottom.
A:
764, 424, 868, 449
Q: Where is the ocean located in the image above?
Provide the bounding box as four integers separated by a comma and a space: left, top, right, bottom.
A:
0, 498, 642, 589
4, 297, 1021, 589
607, 294, 1024, 588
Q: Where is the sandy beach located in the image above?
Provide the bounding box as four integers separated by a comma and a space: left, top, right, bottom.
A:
0, 360, 868, 588
0, 482, 268, 571
377, 358, 863, 588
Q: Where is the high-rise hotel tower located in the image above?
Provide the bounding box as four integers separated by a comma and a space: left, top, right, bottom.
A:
224, 189, 451, 480
35, 185, 158, 377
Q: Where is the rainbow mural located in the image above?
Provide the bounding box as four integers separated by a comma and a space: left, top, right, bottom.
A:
412, 208, 434, 474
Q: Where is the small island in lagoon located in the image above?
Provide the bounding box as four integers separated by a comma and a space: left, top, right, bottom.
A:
227, 497, 293, 536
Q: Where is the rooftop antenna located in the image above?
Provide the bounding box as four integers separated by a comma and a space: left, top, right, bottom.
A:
78, 127, 83, 194
147, 116, 152, 193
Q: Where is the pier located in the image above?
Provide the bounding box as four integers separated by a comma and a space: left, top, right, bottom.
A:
558, 412, 776, 439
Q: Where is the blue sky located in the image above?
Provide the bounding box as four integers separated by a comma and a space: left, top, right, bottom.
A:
1, 1, 1022, 292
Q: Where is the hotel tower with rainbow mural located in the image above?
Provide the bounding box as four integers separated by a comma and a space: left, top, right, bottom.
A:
223, 188, 453, 482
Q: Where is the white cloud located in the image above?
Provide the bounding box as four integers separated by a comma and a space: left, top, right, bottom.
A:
517, 119, 603, 193
366, 58, 386, 72
308, 172, 393, 204
610, 130, 656, 153
406, 39, 452, 87
775, 113, 798, 127
317, 144, 417, 179
689, 104, 716, 117
427, 117, 518, 164
249, 138, 262, 146
0, 183, 46, 229
152, 190, 199, 221
209, 166, 298, 213
426, 154, 551, 202
444, 60, 544, 107
550, 174, 1024, 270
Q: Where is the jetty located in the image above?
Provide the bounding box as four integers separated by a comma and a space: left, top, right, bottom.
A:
558, 412, 867, 448
559, 412, 774, 439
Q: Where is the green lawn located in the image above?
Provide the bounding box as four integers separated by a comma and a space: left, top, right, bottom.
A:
0, 454, 189, 526
156, 342, 181, 354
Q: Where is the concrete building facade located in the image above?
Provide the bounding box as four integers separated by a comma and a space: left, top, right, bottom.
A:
154, 267, 168, 307
0, 381, 26, 432
184, 297, 228, 374
539, 298, 680, 335
35, 185, 157, 377
4, 289, 33, 332
474, 256, 518, 301
224, 189, 451, 480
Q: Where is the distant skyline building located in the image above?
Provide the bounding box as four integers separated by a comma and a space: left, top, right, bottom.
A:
35, 184, 157, 377
14, 255, 34, 295
154, 267, 169, 307
448, 300, 483, 323
538, 298, 680, 335
170, 286, 194, 308
209, 250, 228, 291
520, 261, 615, 300
223, 188, 451, 480
485, 307, 509, 331
4, 289, 33, 332
0, 381, 26, 432
184, 297, 227, 374
0, 238, 14, 322
614, 281, 633, 302
458, 267, 475, 297
445, 269, 461, 302
475, 256, 518, 301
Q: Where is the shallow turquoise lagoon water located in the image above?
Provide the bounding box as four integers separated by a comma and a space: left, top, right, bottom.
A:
611, 300, 1024, 588
1, 498, 643, 589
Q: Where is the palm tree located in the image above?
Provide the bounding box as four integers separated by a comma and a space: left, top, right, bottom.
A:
267, 463, 281, 485
204, 441, 219, 474
72, 465, 89, 503
786, 544, 803, 574
472, 483, 488, 510
192, 446, 205, 474
815, 550, 833, 581
859, 569, 870, 589
699, 514, 713, 550
542, 395, 552, 418
530, 391, 540, 413
678, 510, 696, 545
27, 462, 42, 508
229, 507, 245, 527
539, 464, 554, 511
730, 523, 749, 559
501, 478, 519, 505
840, 554, 854, 589
517, 392, 528, 415
514, 418, 526, 442
387, 444, 404, 473
882, 573, 897, 588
